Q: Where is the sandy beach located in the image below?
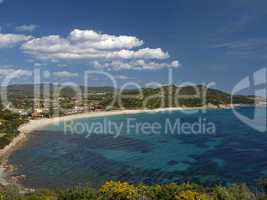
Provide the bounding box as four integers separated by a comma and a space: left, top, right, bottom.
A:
0, 105, 245, 187
0, 107, 187, 161
0, 105, 239, 160
0, 107, 188, 187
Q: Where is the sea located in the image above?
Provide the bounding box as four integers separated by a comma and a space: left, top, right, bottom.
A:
7, 106, 267, 189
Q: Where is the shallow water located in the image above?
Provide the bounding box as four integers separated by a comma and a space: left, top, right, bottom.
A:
8, 106, 267, 189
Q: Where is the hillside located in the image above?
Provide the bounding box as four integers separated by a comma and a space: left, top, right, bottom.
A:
115, 85, 255, 109
1, 84, 255, 110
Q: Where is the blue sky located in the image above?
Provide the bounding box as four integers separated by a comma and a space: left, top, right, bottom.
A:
0, 0, 266, 93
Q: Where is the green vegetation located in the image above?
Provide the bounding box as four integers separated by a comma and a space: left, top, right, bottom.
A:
0, 84, 257, 151
0, 85, 262, 199
0, 104, 27, 149
0, 181, 267, 200
103, 85, 255, 109
3, 84, 255, 112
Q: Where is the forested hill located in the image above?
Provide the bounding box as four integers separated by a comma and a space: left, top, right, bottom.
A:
1, 84, 255, 109
119, 85, 255, 108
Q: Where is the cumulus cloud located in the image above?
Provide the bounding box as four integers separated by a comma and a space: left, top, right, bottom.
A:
69, 29, 144, 49
0, 33, 32, 48
16, 24, 38, 32
53, 71, 79, 78
21, 29, 178, 70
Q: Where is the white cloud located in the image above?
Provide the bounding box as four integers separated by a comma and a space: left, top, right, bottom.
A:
33, 62, 47, 67
16, 24, 38, 33
21, 29, 177, 70
69, 29, 143, 49
0, 33, 32, 48
94, 60, 180, 70
0, 67, 32, 78
53, 71, 79, 78
21, 32, 167, 60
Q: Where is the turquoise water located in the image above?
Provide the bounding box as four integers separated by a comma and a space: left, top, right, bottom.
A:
8, 106, 267, 189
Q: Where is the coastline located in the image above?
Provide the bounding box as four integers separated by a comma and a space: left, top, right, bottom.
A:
0, 104, 251, 163
0, 104, 258, 187
0, 107, 187, 187
0, 107, 193, 156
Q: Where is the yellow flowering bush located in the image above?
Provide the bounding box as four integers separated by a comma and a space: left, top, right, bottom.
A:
0, 181, 263, 200
175, 190, 214, 200
97, 181, 139, 200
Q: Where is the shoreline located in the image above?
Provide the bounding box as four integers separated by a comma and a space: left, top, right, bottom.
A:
0, 104, 253, 160
0, 109, 151, 160
0, 104, 259, 187
0, 107, 187, 186
0, 107, 193, 157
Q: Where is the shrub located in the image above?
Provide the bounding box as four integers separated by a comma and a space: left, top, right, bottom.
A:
228, 184, 256, 200
213, 186, 235, 200
97, 181, 139, 200
175, 190, 214, 200
22, 189, 56, 200
213, 184, 256, 200
57, 186, 96, 200
0, 181, 266, 200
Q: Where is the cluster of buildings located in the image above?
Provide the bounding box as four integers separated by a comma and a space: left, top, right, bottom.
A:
15, 97, 106, 120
